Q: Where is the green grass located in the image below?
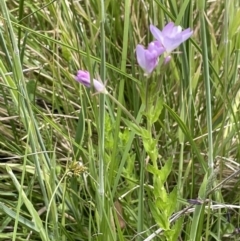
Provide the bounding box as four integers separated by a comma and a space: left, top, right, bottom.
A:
0, 0, 240, 240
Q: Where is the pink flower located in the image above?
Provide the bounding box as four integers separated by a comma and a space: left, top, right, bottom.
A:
150, 22, 193, 53
75, 70, 107, 93
136, 41, 165, 74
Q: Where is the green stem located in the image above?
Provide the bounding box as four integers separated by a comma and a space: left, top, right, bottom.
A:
99, 0, 106, 221
109, 0, 131, 187
199, 1, 213, 176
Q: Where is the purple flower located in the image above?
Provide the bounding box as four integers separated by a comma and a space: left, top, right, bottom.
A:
150, 22, 193, 53
75, 70, 107, 93
136, 41, 165, 74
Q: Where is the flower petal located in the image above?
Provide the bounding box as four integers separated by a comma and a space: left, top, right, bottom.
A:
150, 23, 193, 53
148, 41, 165, 55
92, 79, 106, 92
144, 51, 159, 73
162, 36, 183, 53
75, 70, 91, 87
150, 25, 165, 45
136, 45, 147, 71
136, 41, 164, 74
162, 22, 175, 36
181, 28, 193, 42
75, 70, 107, 93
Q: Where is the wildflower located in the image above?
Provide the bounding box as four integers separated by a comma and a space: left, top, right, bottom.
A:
136, 41, 165, 74
75, 70, 107, 93
150, 22, 193, 53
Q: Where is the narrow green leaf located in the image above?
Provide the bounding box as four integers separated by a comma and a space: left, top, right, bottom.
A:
0, 203, 39, 233
149, 200, 170, 231
6, 166, 49, 241
167, 186, 178, 216
171, 218, 184, 241
146, 158, 173, 184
